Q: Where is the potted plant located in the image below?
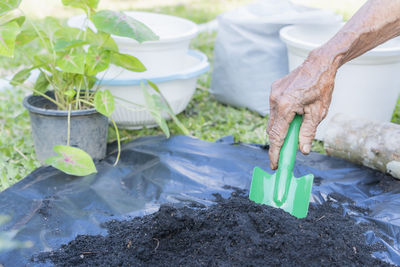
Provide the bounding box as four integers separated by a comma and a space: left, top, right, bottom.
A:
9, 0, 186, 176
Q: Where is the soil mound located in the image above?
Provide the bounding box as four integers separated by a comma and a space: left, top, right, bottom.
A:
34, 190, 390, 266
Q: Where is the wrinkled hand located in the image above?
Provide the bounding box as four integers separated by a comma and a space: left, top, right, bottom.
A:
268, 50, 339, 170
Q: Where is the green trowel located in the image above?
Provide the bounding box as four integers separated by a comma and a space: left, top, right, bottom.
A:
249, 115, 314, 218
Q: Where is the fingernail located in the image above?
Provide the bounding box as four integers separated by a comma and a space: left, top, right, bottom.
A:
302, 144, 311, 154
271, 162, 277, 170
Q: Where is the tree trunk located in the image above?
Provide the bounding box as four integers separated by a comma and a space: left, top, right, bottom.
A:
324, 113, 400, 179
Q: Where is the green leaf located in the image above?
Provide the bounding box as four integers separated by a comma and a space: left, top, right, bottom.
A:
45, 145, 97, 176
147, 80, 190, 135
36, 32, 53, 52
110, 52, 146, 72
64, 89, 76, 100
15, 29, 37, 47
142, 84, 170, 137
92, 10, 159, 43
66, 73, 97, 91
61, 72, 79, 91
61, 0, 99, 11
86, 28, 118, 52
84, 75, 97, 90
85, 46, 110, 75
0, 21, 20, 57
54, 27, 82, 41
38, 17, 62, 49
0, 0, 21, 16
54, 39, 87, 51
94, 90, 114, 117
33, 72, 50, 94
56, 50, 85, 74
10, 68, 31, 86
7, 16, 25, 27
40, 17, 62, 37
33, 54, 53, 71
34, 54, 53, 65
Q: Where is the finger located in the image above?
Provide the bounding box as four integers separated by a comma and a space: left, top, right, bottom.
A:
267, 105, 276, 134
267, 107, 278, 169
298, 104, 326, 154
267, 84, 278, 168
267, 82, 280, 133
268, 107, 295, 170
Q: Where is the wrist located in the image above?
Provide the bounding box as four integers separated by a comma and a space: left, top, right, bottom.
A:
307, 46, 344, 70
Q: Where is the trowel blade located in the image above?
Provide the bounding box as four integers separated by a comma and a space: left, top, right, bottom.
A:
249, 167, 314, 218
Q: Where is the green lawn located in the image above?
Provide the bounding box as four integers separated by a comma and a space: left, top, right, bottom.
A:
0, 0, 399, 191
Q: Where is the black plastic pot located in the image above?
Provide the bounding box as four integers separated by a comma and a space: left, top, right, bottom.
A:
23, 92, 108, 164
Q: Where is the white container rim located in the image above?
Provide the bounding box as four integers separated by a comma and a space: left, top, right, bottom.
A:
68, 11, 199, 45
280, 24, 400, 58
98, 50, 209, 86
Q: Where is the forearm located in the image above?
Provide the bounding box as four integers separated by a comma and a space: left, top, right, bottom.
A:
267, 0, 400, 169
312, 0, 400, 68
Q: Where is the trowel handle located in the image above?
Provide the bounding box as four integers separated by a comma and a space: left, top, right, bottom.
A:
276, 115, 302, 173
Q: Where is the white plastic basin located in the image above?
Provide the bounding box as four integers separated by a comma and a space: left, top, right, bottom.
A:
280, 24, 400, 140
98, 50, 209, 129
68, 12, 198, 75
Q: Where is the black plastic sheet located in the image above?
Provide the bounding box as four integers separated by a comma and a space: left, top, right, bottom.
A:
0, 135, 399, 266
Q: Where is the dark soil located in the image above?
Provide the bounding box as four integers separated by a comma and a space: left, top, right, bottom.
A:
34, 190, 391, 267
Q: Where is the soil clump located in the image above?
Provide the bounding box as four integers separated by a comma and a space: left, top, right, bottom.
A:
34, 190, 390, 267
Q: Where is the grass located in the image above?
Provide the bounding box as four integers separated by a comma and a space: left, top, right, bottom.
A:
0, 0, 399, 191
0, 88, 41, 190
393, 97, 400, 124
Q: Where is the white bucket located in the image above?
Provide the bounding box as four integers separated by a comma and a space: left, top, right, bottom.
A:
98, 50, 209, 129
280, 24, 400, 140
68, 12, 198, 76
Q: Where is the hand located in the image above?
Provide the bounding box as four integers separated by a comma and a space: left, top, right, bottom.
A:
267, 49, 339, 170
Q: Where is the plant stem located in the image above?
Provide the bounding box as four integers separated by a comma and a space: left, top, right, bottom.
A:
11, 81, 67, 109
34, 90, 65, 109
76, 76, 83, 110
113, 95, 146, 108
19, 9, 63, 108
111, 119, 121, 166
67, 104, 71, 146
79, 99, 94, 107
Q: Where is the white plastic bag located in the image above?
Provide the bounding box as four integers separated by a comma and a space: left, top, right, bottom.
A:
210, 0, 341, 115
